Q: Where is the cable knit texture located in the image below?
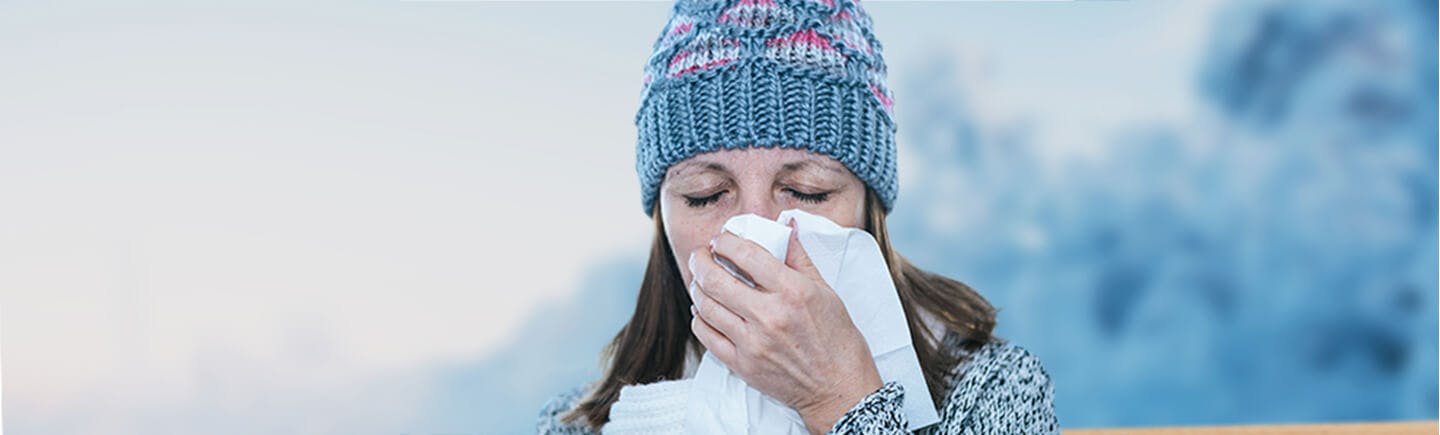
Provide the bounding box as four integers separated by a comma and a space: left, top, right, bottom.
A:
634, 0, 900, 217
537, 332, 1059, 434
602, 380, 691, 434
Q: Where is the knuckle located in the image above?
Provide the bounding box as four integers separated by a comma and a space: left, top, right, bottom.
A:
689, 248, 708, 273
797, 283, 821, 305
770, 313, 793, 333
777, 287, 804, 309
697, 299, 715, 321
700, 270, 719, 291
749, 329, 772, 352
756, 309, 788, 334
736, 247, 760, 267
691, 319, 707, 341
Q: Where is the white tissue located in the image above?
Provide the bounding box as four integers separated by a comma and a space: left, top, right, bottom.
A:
708, 214, 791, 289
605, 208, 938, 434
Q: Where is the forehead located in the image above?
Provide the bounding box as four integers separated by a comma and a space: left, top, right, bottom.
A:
666, 147, 847, 177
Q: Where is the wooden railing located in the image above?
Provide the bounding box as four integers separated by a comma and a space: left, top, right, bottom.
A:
1063, 420, 1437, 434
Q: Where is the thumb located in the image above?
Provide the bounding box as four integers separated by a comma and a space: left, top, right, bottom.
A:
784, 217, 823, 281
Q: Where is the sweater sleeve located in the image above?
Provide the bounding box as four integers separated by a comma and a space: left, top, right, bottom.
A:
536, 385, 600, 435
825, 380, 910, 434
828, 341, 1059, 435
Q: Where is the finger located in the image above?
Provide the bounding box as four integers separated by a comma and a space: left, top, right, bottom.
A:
694, 245, 766, 320
687, 279, 699, 307
783, 216, 825, 283
687, 250, 702, 304
691, 305, 737, 364
711, 230, 789, 292
691, 282, 748, 345
688, 247, 715, 303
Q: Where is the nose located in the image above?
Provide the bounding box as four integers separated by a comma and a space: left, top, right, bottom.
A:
735, 189, 781, 221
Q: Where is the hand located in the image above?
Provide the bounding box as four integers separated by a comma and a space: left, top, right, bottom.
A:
687, 217, 884, 434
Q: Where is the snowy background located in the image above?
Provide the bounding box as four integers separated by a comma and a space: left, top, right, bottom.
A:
1, 0, 1434, 433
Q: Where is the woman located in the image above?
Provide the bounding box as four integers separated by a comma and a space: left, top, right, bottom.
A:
537, 0, 1057, 433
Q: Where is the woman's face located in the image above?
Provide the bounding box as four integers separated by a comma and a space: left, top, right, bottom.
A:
659, 147, 866, 288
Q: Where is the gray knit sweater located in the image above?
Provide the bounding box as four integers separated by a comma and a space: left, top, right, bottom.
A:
536, 331, 1058, 434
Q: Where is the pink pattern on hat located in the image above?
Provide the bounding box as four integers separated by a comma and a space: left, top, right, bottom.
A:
667, 34, 742, 78
767, 28, 831, 48
718, 0, 794, 28
829, 9, 874, 55
667, 20, 694, 38
870, 83, 893, 111
653, 15, 697, 58
764, 29, 846, 74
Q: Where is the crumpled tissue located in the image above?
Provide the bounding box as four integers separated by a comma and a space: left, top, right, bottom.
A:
603, 208, 938, 434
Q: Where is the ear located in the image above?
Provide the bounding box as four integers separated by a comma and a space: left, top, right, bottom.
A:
783, 217, 823, 281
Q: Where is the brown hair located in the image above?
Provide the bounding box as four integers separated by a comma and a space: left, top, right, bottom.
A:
561, 186, 998, 430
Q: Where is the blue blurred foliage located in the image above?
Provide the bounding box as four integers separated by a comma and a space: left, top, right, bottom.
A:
474, 0, 1437, 431
887, 0, 1437, 427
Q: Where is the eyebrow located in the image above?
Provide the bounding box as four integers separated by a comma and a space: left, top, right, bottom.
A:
672, 158, 843, 177
781, 160, 844, 175
679, 161, 727, 175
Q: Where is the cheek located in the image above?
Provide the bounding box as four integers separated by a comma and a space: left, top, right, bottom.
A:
852, 197, 866, 228
673, 239, 703, 288
665, 219, 719, 287
665, 245, 688, 286
821, 192, 867, 229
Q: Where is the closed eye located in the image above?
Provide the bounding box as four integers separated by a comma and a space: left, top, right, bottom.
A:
683, 189, 831, 208
787, 188, 830, 204
684, 191, 724, 208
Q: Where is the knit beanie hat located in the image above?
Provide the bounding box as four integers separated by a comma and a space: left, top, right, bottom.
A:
634, 0, 898, 217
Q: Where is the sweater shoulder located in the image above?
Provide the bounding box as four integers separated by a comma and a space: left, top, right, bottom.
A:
536, 382, 598, 434
924, 337, 1058, 434
950, 338, 1051, 388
